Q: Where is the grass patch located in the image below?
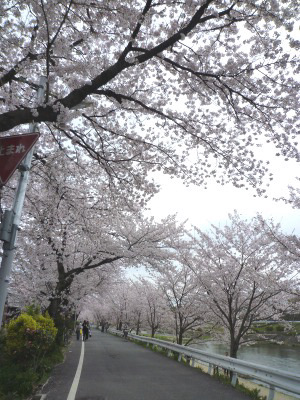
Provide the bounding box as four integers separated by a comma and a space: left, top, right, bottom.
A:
140, 333, 194, 345
214, 373, 266, 400
251, 322, 300, 335
141, 333, 175, 342
236, 383, 267, 400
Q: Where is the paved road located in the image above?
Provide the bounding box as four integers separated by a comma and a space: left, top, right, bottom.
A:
42, 329, 251, 400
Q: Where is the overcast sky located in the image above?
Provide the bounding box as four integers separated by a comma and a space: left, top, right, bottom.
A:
147, 156, 300, 235
144, 23, 300, 236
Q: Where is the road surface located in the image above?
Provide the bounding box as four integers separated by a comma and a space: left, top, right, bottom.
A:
42, 329, 251, 400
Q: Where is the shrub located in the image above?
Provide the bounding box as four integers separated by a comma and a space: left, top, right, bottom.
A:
0, 310, 60, 399
5, 313, 57, 371
6, 314, 38, 361
0, 362, 38, 398
5, 311, 57, 369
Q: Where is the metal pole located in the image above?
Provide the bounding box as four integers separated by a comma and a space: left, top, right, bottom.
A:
0, 76, 47, 325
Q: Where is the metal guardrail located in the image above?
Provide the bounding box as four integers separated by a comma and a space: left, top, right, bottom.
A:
109, 329, 300, 400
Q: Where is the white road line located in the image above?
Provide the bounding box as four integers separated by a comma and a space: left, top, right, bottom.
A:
66, 340, 85, 400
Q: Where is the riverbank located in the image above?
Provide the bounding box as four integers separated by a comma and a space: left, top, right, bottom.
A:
246, 333, 300, 346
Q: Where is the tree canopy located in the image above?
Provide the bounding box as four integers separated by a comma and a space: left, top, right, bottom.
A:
8, 149, 183, 317
1, 0, 299, 193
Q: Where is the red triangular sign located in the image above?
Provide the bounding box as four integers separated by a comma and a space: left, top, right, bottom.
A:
0, 133, 40, 186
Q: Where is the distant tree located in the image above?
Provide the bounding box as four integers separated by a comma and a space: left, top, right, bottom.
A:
260, 183, 300, 266
139, 279, 168, 337
103, 282, 132, 331
188, 212, 298, 358
257, 194, 300, 306
257, 182, 300, 304
83, 288, 123, 328
156, 262, 205, 345
127, 281, 147, 335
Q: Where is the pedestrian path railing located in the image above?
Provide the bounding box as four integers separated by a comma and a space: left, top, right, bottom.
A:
109, 328, 300, 400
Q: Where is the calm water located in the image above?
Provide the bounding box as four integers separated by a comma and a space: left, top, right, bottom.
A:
192, 342, 300, 374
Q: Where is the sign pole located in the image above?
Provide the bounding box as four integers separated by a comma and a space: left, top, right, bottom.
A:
0, 76, 47, 325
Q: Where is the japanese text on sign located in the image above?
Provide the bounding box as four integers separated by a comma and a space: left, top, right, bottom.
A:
0, 144, 26, 156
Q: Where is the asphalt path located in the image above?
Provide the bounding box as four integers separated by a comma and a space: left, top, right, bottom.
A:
42, 329, 251, 400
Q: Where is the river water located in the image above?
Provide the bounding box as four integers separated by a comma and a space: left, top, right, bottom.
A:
192, 341, 300, 374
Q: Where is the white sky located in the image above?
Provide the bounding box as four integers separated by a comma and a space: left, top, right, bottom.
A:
144, 19, 300, 236
146, 157, 300, 235
128, 158, 299, 280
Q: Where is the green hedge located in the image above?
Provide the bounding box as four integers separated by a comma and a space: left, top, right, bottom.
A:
0, 308, 62, 399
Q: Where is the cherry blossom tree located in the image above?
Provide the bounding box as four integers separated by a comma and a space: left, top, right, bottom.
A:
87, 278, 173, 335
88, 283, 130, 330
257, 192, 300, 307
260, 184, 300, 268
138, 278, 169, 337
187, 212, 299, 358
155, 262, 205, 345
97, 282, 137, 330
1, 1, 299, 194
7, 148, 183, 323
126, 281, 147, 335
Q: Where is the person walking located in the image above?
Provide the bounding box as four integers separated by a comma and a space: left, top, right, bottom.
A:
123, 323, 129, 339
87, 320, 91, 338
76, 323, 82, 340
82, 320, 89, 341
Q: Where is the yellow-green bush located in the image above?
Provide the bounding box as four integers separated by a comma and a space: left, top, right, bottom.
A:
0, 310, 61, 399
6, 314, 37, 359
6, 311, 57, 364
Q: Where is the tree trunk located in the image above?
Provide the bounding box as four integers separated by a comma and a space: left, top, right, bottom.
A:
47, 297, 61, 319
136, 317, 141, 335
117, 320, 122, 331
178, 329, 183, 345
230, 337, 239, 359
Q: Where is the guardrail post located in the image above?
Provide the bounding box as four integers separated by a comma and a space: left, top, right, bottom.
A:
167, 350, 172, 357
178, 353, 182, 362
267, 386, 275, 400
208, 363, 212, 375
231, 372, 238, 387
191, 358, 195, 367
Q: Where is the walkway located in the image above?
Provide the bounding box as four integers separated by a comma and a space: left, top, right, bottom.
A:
42, 329, 251, 400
